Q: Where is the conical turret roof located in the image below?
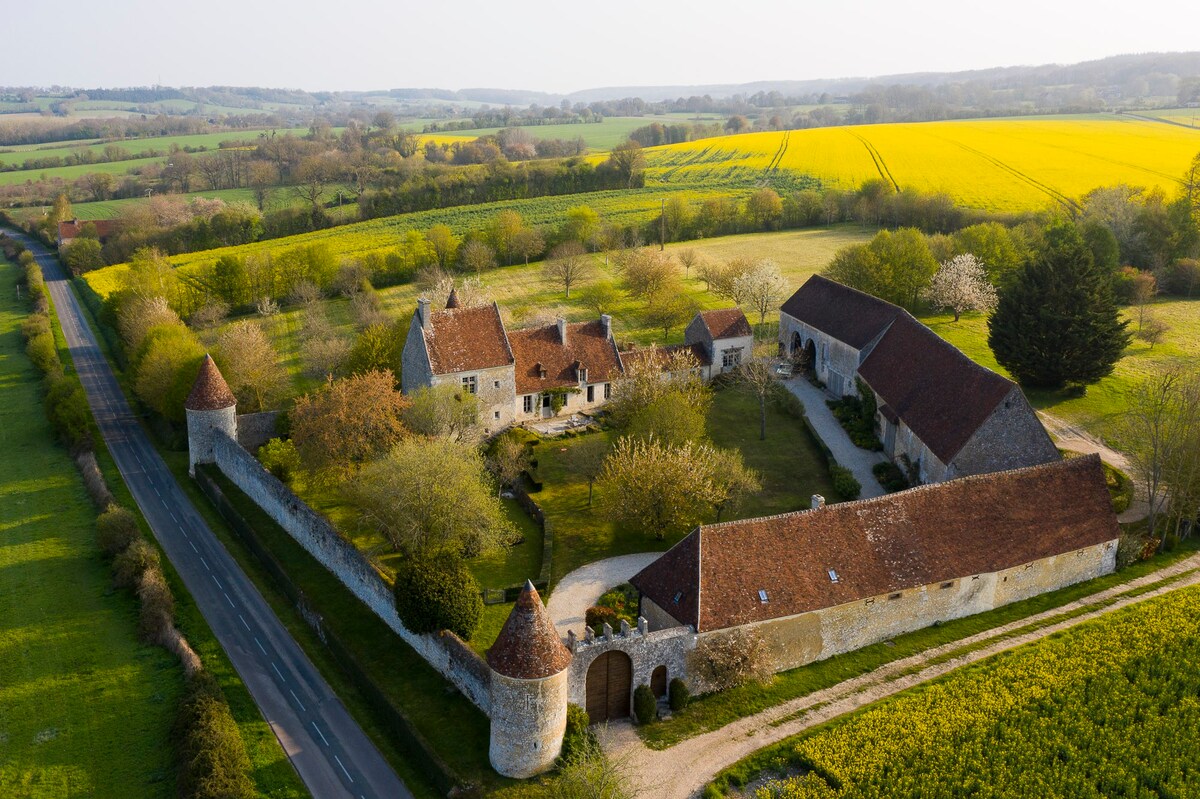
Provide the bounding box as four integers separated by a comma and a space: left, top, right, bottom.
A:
185, 354, 237, 411
487, 581, 572, 679
445, 287, 461, 309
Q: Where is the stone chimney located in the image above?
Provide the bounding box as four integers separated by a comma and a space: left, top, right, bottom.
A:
600, 313, 613, 339
418, 297, 431, 329
556, 316, 567, 345
811, 494, 826, 510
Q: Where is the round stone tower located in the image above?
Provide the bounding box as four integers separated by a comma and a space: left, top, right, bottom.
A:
486, 580, 572, 778
185, 354, 238, 476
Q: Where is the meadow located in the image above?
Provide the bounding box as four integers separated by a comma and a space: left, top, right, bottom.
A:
0, 258, 183, 798
0, 128, 309, 168
642, 115, 1200, 212
414, 116, 664, 150
719, 585, 1200, 798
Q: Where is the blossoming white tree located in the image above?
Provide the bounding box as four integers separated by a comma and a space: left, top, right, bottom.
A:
733, 258, 788, 327
924, 254, 998, 322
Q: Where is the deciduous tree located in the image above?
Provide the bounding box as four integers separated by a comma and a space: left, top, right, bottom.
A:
214, 321, 290, 412
734, 259, 787, 326
290, 370, 408, 477
923, 254, 998, 322
402, 383, 483, 445
543, 241, 591, 298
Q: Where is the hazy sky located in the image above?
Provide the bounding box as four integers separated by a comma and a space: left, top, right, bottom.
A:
4, 0, 1195, 94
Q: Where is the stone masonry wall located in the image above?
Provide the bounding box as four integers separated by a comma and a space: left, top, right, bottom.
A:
949, 387, 1061, 479
432, 363, 516, 435
779, 313, 861, 397
236, 411, 279, 451
566, 623, 694, 711
210, 430, 493, 714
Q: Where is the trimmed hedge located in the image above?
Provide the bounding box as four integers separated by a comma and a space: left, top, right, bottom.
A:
633, 684, 657, 725
96, 505, 141, 556
173, 672, 256, 799
669, 677, 691, 711
830, 465, 862, 500
872, 460, 910, 492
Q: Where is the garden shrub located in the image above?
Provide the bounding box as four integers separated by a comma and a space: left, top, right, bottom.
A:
687, 628, 774, 692
585, 605, 619, 634
560, 704, 595, 761
830, 465, 862, 500
173, 672, 255, 799
772, 383, 807, 419
258, 437, 300, 484
1103, 462, 1133, 514
633, 684, 657, 725
826, 395, 882, 450
44, 373, 93, 452
96, 505, 141, 557
1116, 532, 1150, 570
669, 678, 691, 711
25, 330, 61, 376
392, 553, 483, 640
872, 461, 909, 492
112, 538, 160, 589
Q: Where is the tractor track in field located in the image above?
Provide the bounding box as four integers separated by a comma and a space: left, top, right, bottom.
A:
658, 145, 717, 183
759, 131, 790, 186
936, 135, 1081, 211
850, 131, 900, 192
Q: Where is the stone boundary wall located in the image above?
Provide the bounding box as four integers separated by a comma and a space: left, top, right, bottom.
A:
236, 410, 280, 451
565, 620, 696, 710
210, 430, 492, 714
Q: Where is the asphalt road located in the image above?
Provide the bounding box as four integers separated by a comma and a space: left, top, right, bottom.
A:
6, 230, 411, 799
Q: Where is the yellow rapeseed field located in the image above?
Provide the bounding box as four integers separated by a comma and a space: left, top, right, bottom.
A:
644, 115, 1200, 212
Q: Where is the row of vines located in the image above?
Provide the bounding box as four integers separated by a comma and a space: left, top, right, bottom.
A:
757, 585, 1200, 798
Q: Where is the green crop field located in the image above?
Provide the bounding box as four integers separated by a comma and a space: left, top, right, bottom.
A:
0, 128, 307, 168
0, 258, 183, 797
0, 154, 168, 186
640, 114, 1200, 211
417, 116, 660, 150
723, 585, 1200, 798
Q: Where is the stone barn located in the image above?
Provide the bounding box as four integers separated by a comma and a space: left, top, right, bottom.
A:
779, 275, 1059, 483
631, 456, 1119, 674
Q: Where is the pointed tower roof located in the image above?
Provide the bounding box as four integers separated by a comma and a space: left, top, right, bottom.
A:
487, 581, 572, 679
185, 354, 237, 411
445, 287, 461, 309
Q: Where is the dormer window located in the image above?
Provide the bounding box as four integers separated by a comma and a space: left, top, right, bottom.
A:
535, 362, 547, 379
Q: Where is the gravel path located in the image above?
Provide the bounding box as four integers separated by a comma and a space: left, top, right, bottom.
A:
604, 553, 1200, 799
546, 553, 662, 638
780, 377, 886, 499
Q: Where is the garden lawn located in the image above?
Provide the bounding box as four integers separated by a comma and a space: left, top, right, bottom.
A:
0, 257, 183, 798
923, 295, 1200, 445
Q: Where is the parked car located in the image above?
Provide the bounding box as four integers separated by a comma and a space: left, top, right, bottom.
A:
774, 362, 794, 378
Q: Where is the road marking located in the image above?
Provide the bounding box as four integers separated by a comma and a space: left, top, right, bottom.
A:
169, 512, 179, 523
254, 637, 267, 655
154, 487, 161, 497
334, 754, 354, 783
223, 591, 235, 609
200, 557, 210, 571
238, 614, 251, 632
289, 689, 307, 712
189, 540, 198, 553
271, 662, 286, 682
312, 721, 330, 748
213, 575, 224, 590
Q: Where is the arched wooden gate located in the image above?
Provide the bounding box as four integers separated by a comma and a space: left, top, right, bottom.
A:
585, 650, 632, 723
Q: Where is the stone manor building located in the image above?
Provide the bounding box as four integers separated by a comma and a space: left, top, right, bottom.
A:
779, 275, 1059, 484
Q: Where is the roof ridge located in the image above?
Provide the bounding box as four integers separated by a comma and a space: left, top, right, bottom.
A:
699, 455, 1090, 536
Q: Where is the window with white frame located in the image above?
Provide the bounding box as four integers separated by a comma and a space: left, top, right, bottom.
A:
523, 395, 533, 413
721, 348, 742, 370
604, 383, 611, 400
462, 375, 477, 394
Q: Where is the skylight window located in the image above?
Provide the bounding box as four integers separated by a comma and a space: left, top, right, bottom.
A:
673, 591, 683, 604
828, 569, 840, 583
758, 590, 769, 603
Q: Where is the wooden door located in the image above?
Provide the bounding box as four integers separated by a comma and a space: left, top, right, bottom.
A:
585, 651, 632, 723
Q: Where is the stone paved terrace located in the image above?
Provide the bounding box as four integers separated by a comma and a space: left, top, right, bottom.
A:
780, 376, 886, 499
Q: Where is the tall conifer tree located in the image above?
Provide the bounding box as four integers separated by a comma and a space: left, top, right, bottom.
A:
988, 221, 1130, 389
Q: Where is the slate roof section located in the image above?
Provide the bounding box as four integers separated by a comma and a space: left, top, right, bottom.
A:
422, 303, 514, 375
508, 319, 624, 395
698, 308, 753, 340
185, 354, 237, 411
858, 315, 1016, 463
631, 456, 1119, 632
487, 581, 572, 679
780, 275, 905, 350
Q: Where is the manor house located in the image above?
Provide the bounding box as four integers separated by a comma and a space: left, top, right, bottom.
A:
401, 292, 753, 432
779, 275, 1059, 484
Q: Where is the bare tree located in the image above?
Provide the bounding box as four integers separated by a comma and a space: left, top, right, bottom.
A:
677, 248, 701, 279
564, 436, 609, 506
488, 431, 530, 496
458, 239, 497, 274
1136, 317, 1170, 349
736, 344, 780, 441
543, 241, 591, 298
215, 321, 290, 412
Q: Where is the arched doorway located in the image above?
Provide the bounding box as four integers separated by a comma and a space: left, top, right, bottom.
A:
790, 331, 803, 359
650, 665, 668, 699
800, 338, 817, 377
585, 651, 632, 723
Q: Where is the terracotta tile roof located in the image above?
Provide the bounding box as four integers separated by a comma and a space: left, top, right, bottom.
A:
621, 342, 711, 370
858, 315, 1016, 463
779, 275, 903, 350
508, 319, 623, 395
423, 303, 514, 375
185, 354, 237, 411
487, 581, 572, 679
631, 456, 1117, 632
57, 219, 116, 241
698, 308, 753, 340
